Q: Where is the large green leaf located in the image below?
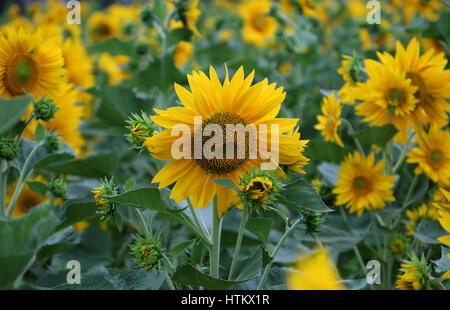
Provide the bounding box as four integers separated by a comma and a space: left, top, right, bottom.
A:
88, 37, 136, 56
54, 198, 98, 230
245, 218, 274, 247
234, 248, 263, 281
279, 178, 333, 212
352, 124, 398, 148
304, 140, 350, 164
0, 96, 30, 134
0, 204, 60, 288
433, 247, 450, 276
172, 264, 248, 289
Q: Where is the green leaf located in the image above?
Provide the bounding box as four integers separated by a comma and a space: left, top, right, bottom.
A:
169, 27, 193, 44
352, 124, 398, 148
304, 140, 350, 164
45, 152, 120, 178
54, 198, 98, 230
433, 247, 450, 276
37, 226, 81, 259
26, 181, 48, 198
170, 239, 195, 258
34, 122, 45, 142
88, 37, 136, 56
234, 248, 263, 281
0, 204, 59, 288
123, 177, 136, 192
107, 188, 170, 213
152, 0, 166, 21
212, 178, 237, 191
172, 264, 248, 289
245, 218, 274, 247
0, 96, 30, 134
412, 220, 447, 245
279, 178, 333, 212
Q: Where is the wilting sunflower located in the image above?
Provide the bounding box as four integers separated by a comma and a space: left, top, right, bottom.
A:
355, 60, 418, 143
145, 65, 308, 217
333, 152, 396, 217
407, 125, 450, 186
239, 0, 277, 47
314, 92, 343, 147
287, 248, 346, 290
0, 27, 65, 98
377, 38, 450, 130
25, 83, 84, 155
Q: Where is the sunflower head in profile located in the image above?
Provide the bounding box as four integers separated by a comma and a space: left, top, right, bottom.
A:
239, 0, 278, 47
145, 65, 308, 217
407, 125, 450, 185
355, 60, 418, 144
314, 92, 343, 147
333, 152, 396, 217
377, 38, 450, 130
286, 247, 346, 290
0, 27, 65, 98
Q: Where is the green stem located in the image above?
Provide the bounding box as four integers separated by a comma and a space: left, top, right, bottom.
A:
228, 206, 248, 280
210, 197, 222, 278
6, 143, 42, 217
393, 135, 413, 173
0, 160, 9, 217
352, 244, 375, 290
392, 174, 419, 229
187, 198, 210, 242
164, 271, 176, 290
340, 118, 364, 155
16, 114, 35, 142
257, 219, 301, 290
135, 208, 151, 237
370, 211, 382, 254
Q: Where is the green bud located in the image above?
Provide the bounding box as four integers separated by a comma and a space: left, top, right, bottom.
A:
34, 96, 58, 122
125, 111, 155, 152
130, 235, 163, 271
388, 233, 409, 256
300, 209, 324, 236
140, 6, 155, 27
0, 137, 20, 161
45, 130, 61, 153
136, 42, 149, 56
92, 177, 119, 222
48, 178, 68, 199
123, 22, 136, 36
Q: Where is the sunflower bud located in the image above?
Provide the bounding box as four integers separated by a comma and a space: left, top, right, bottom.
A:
238, 168, 279, 212
0, 137, 20, 161
44, 130, 61, 153
346, 53, 364, 83
396, 253, 431, 290
92, 177, 119, 222
130, 235, 163, 271
300, 209, 324, 236
388, 234, 409, 256
136, 42, 149, 56
140, 6, 155, 27
125, 111, 155, 152
48, 178, 68, 199
123, 22, 136, 36
33, 96, 58, 122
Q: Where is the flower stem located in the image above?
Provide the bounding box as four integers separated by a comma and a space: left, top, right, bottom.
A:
135, 208, 151, 238
0, 160, 9, 217
164, 271, 176, 290
210, 196, 222, 278
392, 174, 419, 229
228, 206, 248, 280
6, 143, 42, 217
257, 218, 301, 290
187, 198, 210, 243
340, 118, 364, 155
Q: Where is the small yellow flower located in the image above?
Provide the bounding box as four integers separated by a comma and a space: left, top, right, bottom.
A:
314, 92, 344, 147
405, 203, 439, 236
287, 248, 346, 290
333, 152, 396, 217
92, 186, 108, 207
407, 125, 450, 185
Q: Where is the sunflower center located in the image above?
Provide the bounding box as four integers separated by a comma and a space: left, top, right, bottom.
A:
388, 89, 404, 106
252, 14, 267, 32
195, 112, 250, 175
430, 150, 441, 164
406, 72, 428, 107
354, 177, 367, 190
3, 54, 39, 96
94, 23, 112, 37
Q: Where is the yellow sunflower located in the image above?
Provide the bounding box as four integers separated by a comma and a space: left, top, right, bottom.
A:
286, 247, 346, 290
402, 0, 445, 25
145, 65, 309, 217
0, 27, 65, 98
314, 92, 343, 147
62, 38, 95, 89
355, 60, 419, 143
98, 53, 131, 86
377, 38, 450, 130
88, 12, 120, 43
405, 203, 439, 236
337, 55, 359, 105
174, 41, 194, 68
407, 125, 450, 185
333, 152, 396, 217
239, 0, 278, 47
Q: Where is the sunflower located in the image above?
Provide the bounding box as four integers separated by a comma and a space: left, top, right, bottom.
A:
406, 125, 450, 185
168, 0, 201, 35
314, 92, 343, 147
337, 55, 360, 105
62, 38, 95, 89
377, 38, 450, 130
396, 254, 431, 290
98, 53, 131, 86
355, 60, 419, 143
239, 0, 278, 47
402, 0, 445, 25
0, 27, 65, 98
6, 176, 46, 218
174, 41, 194, 68
333, 152, 396, 217
25, 83, 84, 155
145, 65, 309, 217
286, 248, 346, 290
88, 12, 120, 43
405, 203, 439, 236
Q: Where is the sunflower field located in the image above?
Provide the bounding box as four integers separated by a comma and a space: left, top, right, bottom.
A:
0, 0, 449, 293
